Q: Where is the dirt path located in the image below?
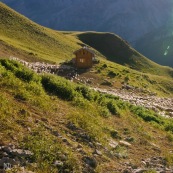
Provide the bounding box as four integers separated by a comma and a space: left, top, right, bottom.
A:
92, 87, 173, 118
9, 57, 173, 118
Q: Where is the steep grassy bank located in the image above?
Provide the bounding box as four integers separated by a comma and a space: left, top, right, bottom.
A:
0, 59, 173, 172
0, 2, 82, 63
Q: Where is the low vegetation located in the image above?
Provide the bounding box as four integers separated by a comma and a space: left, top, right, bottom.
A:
0, 59, 173, 172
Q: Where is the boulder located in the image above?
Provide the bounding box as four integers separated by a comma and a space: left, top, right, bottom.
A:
93, 149, 102, 156
119, 140, 131, 147
109, 140, 118, 149
83, 157, 97, 169
54, 160, 63, 167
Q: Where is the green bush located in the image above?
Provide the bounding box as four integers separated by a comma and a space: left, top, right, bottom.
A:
75, 85, 98, 101
108, 71, 117, 78
72, 95, 90, 108
96, 95, 109, 107
41, 75, 76, 101
104, 93, 120, 100
98, 106, 111, 118
0, 59, 18, 71
102, 64, 107, 68
110, 130, 121, 139
116, 100, 129, 110
15, 69, 35, 82
107, 100, 121, 117
25, 82, 44, 96
130, 105, 162, 124
0, 60, 39, 82
165, 123, 173, 133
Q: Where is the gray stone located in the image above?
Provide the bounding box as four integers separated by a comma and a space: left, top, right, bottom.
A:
134, 168, 148, 173
77, 144, 83, 148
83, 157, 97, 169
54, 160, 63, 167
1, 152, 8, 157
93, 149, 102, 156
109, 140, 118, 148
95, 142, 102, 148
10, 149, 23, 156
0, 157, 18, 167
119, 140, 131, 147
9, 149, 33, 158
88, 142, 94, 148
3, 147, 12, 153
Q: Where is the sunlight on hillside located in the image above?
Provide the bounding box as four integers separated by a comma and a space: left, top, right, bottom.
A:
164, 45, 170, 56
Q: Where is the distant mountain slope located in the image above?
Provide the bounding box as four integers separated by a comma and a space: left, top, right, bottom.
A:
1, 0, 173, 42
135, 25, 173, 67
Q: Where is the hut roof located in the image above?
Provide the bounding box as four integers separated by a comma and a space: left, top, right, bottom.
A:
73, 46, 95, 55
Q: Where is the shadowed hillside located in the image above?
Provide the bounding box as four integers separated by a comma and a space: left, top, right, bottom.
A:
77, 32, 173, 77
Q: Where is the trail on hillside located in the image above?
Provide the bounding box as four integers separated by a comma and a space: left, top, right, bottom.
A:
92, 87, 173, 118
9, 57, 173, 118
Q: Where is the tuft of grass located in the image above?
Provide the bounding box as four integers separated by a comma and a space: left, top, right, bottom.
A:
165, 154, 173, 167
0, 59, 40, 82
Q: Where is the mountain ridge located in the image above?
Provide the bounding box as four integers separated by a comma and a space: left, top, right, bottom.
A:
1, 0, 173, 42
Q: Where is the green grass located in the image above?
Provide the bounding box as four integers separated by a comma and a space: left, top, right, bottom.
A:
0, 2, 82, 63
0, 59, 173, 172
92, 60, 173, 96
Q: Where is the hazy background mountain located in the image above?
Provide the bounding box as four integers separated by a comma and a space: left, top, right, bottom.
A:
1, 0, 173, 67
135, 24, 173, 67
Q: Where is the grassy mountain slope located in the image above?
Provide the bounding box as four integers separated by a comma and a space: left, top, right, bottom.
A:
0, 59, 173, 172
0, 2, 82, 63
76, 32, 173, 77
